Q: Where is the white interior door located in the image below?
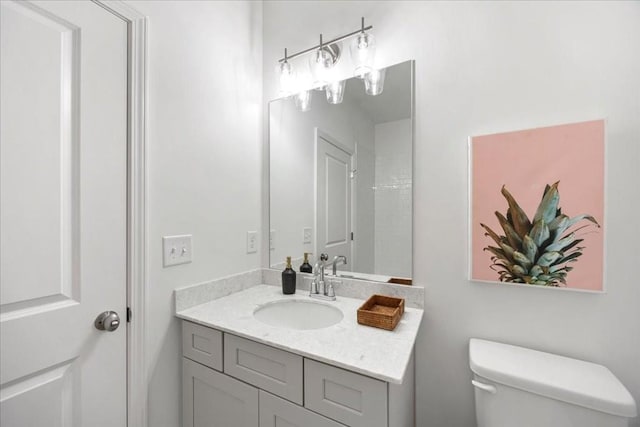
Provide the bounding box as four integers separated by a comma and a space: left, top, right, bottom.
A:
0, 1, 128, 425
315, 134, 352, 271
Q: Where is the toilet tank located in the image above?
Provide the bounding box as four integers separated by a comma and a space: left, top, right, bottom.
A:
469, 339, 637, 427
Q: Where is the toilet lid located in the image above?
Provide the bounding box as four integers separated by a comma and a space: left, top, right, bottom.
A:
469, 339, 637, 418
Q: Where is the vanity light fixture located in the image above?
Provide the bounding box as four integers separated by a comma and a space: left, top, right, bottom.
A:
350, 17, 376, 78
276, 17, 376, 108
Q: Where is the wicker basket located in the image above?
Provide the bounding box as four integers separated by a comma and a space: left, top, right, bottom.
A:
357, 294, 405, 331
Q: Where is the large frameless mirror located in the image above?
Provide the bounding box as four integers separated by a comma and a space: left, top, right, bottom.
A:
269, 60, 414, 285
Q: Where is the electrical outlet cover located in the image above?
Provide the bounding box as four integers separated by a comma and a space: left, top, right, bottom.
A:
303, 227, 312, 244
247, 231, 258, 254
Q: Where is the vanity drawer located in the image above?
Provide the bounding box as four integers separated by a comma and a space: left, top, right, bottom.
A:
182, 321, 223, 371
224, 333, 303, 405
304, 359, 388, 427
259, 391, 345, 427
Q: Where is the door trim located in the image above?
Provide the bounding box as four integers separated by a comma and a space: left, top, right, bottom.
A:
92, 2, 148, 426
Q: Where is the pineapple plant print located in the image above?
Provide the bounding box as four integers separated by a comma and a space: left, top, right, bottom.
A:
481, 182, 600, 286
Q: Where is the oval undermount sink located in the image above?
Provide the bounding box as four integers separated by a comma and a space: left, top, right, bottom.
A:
253, 299, 343, 330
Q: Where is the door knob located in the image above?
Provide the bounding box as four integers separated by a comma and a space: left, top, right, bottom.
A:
94, 311, 121, 332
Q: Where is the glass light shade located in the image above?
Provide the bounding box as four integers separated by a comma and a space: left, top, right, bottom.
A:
295, 90, 312, 112
364, 68, 386, 96
326, 80, 345, 104
278, 61, 295, 97
309, 48, 333, 89
350, 32, 376, 78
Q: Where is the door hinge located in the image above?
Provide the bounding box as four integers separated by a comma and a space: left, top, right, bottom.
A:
351, 232, 354, 241
126, 307, 132, 323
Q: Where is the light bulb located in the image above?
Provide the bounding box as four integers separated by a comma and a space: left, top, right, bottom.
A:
309, 48, 333, 89
326, 80, 345, 104
350, 32, 376, 79
364, 68, 386, 96
295, 90, 312, 112
278, 60, 295, 97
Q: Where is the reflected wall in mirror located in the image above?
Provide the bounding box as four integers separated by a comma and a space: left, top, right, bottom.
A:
269, 60, 414, 284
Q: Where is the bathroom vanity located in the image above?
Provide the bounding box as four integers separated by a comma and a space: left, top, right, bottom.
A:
176, 284, 423, 427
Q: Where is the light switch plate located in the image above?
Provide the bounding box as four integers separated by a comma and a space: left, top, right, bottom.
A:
270, 229, 275, 251
247, 231, 258, 254
163, 234, 192, 267
303, 227, 312, 244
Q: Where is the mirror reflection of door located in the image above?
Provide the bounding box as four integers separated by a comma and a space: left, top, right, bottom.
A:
315, 133, 352, 272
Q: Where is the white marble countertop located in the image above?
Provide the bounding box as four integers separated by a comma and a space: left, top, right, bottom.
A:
176, 284, 423, 384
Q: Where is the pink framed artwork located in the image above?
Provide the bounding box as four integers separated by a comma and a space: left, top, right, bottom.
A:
469, 120, 605, 292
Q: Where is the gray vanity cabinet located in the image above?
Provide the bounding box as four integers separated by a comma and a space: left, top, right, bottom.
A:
181, 320, 415, 427
183, 357, 259, 427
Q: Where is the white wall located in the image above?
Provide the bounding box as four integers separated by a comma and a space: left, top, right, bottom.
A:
374, 119, 412, 278
263, 2, 640, 426
126, 1, 262, 426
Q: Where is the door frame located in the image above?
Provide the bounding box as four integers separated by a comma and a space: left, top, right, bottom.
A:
92, 2, 148, 426
313, 128, 355, 266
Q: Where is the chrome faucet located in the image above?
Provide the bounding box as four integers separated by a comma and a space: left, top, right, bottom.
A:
331, 255, 347, 276
310, 253, 335, 301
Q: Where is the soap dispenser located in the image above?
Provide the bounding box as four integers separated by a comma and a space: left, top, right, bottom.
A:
282, 256, 296, 294
300, 252, 313, 273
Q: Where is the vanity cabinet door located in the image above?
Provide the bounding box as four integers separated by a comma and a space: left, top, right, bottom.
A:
183, 357, 258, 427
259, 391, 346, 427
304, 359, 388, 427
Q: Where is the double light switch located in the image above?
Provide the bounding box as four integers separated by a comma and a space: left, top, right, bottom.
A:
163, 234, 193, 267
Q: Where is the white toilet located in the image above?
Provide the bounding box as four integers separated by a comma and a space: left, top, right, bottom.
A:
469, 339, 637, 427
